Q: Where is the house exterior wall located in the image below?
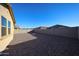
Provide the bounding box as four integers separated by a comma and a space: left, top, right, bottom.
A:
0, 5, 14, 52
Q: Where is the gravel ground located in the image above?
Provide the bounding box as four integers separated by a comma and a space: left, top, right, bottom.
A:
1, 31, 79, 56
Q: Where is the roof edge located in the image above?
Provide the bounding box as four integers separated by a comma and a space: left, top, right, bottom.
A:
0, 3, 16, 24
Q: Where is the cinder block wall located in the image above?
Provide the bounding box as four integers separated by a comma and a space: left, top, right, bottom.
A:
34, 27, 78, 39
78, 27, 79, 39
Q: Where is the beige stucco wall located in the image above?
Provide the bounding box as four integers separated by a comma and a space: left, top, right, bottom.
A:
0, 5, 14, 52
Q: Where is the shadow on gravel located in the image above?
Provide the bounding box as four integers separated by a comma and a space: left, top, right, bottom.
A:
2, 31, 79, 56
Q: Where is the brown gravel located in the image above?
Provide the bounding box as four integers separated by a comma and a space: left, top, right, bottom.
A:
2, 31, 79, 56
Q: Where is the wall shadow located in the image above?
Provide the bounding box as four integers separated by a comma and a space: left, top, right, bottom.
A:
2, 31, 79, 56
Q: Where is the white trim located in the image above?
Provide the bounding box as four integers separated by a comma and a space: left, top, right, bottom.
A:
2, 26, 6, 27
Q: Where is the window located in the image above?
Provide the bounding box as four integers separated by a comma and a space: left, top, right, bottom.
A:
1, 16, 7, 36
8, 21, 11, 34
1, 16, 11, 37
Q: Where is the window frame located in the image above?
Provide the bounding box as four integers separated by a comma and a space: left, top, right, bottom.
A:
1, 16, 11, 37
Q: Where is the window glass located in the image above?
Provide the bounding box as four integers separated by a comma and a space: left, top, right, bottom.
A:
2, 27, 6, 36
1, 16, 7, 36
8, 21, 11, 28
2, 16, 7, 26
8, 21, 11, 34
8, 28, 10, 34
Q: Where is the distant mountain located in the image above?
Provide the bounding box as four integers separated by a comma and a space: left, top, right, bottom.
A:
34, 26, 48, 30
47, 24, 70, 29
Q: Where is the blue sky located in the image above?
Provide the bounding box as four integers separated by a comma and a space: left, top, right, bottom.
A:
11, 3, 79, 28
